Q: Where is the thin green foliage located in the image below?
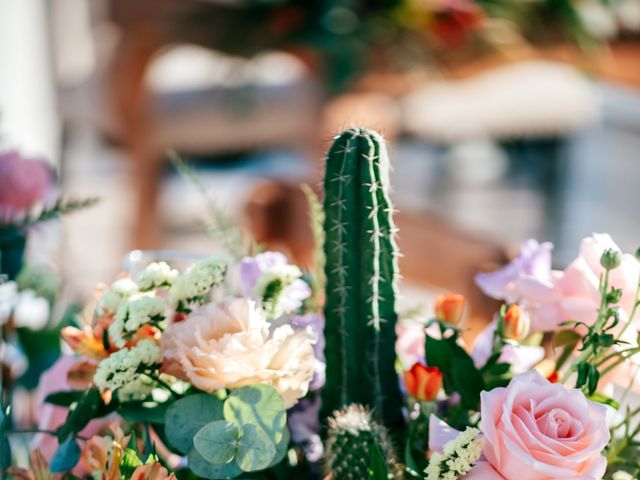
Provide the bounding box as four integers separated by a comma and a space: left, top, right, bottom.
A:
301, 184, 324, 309
168, 151, 261, 260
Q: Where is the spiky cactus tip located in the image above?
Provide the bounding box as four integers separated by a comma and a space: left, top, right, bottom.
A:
325, 404, 397, 480
321, 128, 405, 437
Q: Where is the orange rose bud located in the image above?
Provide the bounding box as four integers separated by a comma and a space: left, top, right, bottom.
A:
434, 293, 465, 325
503, 304, 530, 341
404, 363, 443, 401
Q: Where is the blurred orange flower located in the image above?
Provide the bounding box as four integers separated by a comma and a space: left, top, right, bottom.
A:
434, 293, 465, 325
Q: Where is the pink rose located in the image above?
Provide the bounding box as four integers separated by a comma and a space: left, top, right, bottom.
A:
479, 371, 609, 479
0, 150, 54, 222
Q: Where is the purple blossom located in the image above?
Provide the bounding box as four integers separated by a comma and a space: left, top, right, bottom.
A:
475, 239, 554, 304
240, 252, 311, 315
287, 396, 323, 462
292, 313, 325, 390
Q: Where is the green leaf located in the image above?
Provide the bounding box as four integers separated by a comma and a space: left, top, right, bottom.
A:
451, 348, 485, 410
45, 391, 84, 407
223, 385, 286, 443
425, 335, 454, 392
121, 448, 143, 478
587, 364, 600, 396
165, 394, 224, 454
57, 389, 112, 441
553, 329, 581, 347
193, 421, 240, 465
235, 424, 276, 472
268, 424, 290, 468
576, 362, 589, 389
50, 438, 81, 472
119, 401, 168, 424
588, 392, 619, 409
188, 449, 243, 479
368, 444, 388, 480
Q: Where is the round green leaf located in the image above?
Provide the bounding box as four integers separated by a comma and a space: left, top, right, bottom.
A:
165, 394, 224, 453
269, 424, 290, 468
223, 385, 286, 442
50, 438, 81, 473
236, 424, 277, 472
188, 449, 243, 480
194, 420, 239, 464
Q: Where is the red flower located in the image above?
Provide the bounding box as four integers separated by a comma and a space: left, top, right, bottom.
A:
404, 363, 443, 401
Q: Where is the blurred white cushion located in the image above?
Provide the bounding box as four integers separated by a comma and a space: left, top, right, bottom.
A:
403, 60, 599, 142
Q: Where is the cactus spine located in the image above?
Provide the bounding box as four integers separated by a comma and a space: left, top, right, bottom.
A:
325, 405, 396, 479
321, 128, 404, 436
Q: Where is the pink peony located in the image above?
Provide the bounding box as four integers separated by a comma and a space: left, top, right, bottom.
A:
0, 150, 54, 222
478, 371, 609, 479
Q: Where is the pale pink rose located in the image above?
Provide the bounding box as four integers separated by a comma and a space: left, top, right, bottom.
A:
0, 150, 54, 222
480, 371, 609, 480
32, 356, 107, 471
162, 298, 317, 407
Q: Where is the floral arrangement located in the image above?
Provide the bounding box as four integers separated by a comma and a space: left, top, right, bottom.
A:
4, 129, 640, 480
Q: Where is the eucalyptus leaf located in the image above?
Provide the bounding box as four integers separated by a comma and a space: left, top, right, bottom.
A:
45, 390, 84, 407
50, 438, 81, 472
194, 420, 240, 465
188, 449, 243, 479
235, 424, 276, 472
165, 394, 224, 454
223, 385, 286, 442
119, 401, 168, 424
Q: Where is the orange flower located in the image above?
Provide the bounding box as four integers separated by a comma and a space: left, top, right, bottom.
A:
503, 304, 530, 341
434, 293, 465, 325
132, 463, 177, 480
404, 363, 443, 401
61, 326, 108, 360
7, 449, 61, 480
79, 422, 129, 480
66, 359, 98, 389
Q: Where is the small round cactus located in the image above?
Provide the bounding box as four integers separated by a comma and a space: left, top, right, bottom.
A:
325, 404, 397, 479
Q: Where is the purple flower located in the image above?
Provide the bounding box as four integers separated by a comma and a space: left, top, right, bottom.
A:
475, 239, 554, 304
287, 396, 323, 462
240, 252, 311, 316
292, 313, 325, 390
240, 252, 288, 297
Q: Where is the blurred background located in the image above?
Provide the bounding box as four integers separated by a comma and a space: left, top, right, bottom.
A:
1, 0, 640, 318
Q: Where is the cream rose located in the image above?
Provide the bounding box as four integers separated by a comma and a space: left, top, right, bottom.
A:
162, 298, 317, 407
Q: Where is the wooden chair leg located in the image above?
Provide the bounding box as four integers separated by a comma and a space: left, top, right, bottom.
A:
108, 24, 163, 249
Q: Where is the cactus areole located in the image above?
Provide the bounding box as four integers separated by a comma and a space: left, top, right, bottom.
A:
321, 128, 405, 436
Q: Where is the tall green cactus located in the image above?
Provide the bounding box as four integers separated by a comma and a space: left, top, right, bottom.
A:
321, 128, 404, 436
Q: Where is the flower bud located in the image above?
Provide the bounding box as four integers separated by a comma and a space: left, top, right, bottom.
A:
503, 304, 530, 341
434, 293, 465, 325
404, 363, 443, 401
600, 248, 622, 270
